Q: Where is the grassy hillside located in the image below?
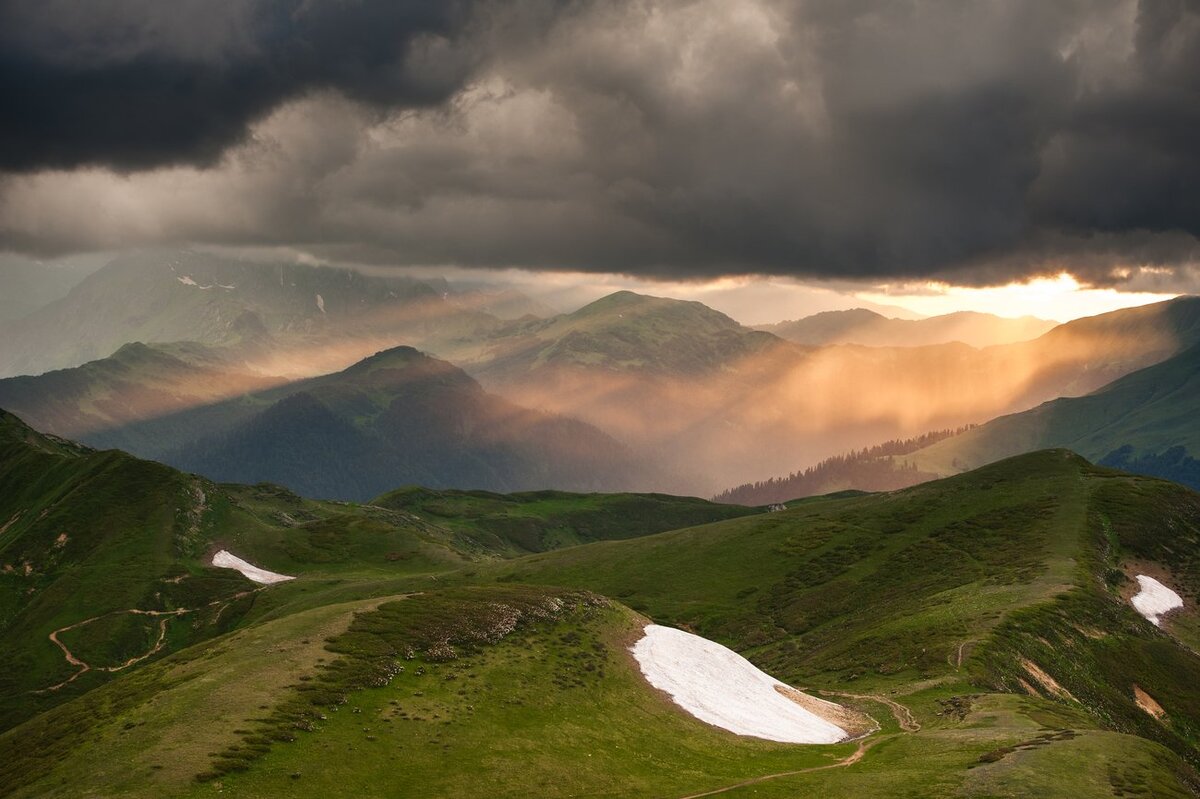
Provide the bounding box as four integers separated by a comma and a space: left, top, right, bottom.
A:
0, 408, 482, 729
474, 451, 1200, 781
906, 343, 1200, 487
373, 486, 759, 553
5, 413, 1200, 795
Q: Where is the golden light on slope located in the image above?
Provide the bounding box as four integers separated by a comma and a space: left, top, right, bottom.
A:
855, 273, 1178, 323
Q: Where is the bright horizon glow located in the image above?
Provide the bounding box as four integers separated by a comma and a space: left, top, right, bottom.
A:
854, 273, 1179, 323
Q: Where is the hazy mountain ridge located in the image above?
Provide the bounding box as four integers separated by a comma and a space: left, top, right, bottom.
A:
0, 256, 101, 325
447, 292, 1200, 495
0, 340, 286, 454
159, 346, 652, 500
758, 308, 1057, 348
0, 250, 509, 379
902, 339, 1200, 487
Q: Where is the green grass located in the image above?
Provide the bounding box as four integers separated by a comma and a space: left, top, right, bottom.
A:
6, 412, 1200, 797
372, 486, 759, 554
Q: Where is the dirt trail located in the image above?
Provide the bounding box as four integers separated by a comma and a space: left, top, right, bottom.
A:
818, 690, 920, 732
674, 734, 891, 799
673, 693, 920, 798
37, 589, 260, 692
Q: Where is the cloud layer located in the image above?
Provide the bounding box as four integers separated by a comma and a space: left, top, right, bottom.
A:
1, 0, 1197, 286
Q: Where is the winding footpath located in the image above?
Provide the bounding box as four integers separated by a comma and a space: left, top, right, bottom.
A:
674, 692, 921, 799
38, 588, 261, 692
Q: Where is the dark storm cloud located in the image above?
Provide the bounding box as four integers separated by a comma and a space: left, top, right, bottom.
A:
0, 0, 1198, 287
0, 0, 481, 171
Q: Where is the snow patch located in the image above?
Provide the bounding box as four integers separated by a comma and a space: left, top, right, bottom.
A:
315, 293, 326, 313
631, 624, 848, 743
1131, 575, 1183, 626
211, 550, 294, 585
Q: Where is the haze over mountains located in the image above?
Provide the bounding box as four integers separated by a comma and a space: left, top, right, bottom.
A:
3, 251, 1200, 498
758, 308, 1057, 348
0, 250, 509, 379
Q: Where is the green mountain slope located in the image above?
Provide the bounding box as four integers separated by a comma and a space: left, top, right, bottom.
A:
6, 446, 1200, 796
905, 343, 1200, 487
0, 408, 488, 730
758, 308, 1056, 348
0, 408, 747, 735
373, 486, 759, 553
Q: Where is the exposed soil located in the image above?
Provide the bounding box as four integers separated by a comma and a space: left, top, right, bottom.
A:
773, 685, 877, 738
1133, 684, 1166, 720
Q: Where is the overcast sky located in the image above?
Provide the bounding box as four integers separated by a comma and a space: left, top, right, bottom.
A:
1, 0, 1197, 297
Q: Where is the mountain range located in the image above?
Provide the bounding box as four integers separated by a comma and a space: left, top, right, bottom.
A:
0, 344, 649, 501
4, 253, 1200, 497
0, 250, 513, 379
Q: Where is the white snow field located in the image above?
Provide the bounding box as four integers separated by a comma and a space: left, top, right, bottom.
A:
1131, 575, 1183, 626
211, 550, 295, 585
631, 624, 848, 743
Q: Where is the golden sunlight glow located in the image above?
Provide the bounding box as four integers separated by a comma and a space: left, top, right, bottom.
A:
855, 273, 1179, 323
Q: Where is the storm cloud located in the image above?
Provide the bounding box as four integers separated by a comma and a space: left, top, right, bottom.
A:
0, 0, 1197, 286
0, 0, 483, 171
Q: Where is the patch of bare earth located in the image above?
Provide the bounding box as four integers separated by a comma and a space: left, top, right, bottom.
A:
1020, 658, 1076, 702
1133, 685, 1166, 720
773, 685, 877, 738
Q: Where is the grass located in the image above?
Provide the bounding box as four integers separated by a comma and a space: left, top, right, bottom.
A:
372, 486, 759, 554
6, 414, 1200, 796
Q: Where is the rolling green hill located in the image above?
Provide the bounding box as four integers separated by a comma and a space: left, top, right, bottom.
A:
5, 412, 1200, 796
0, 408, 490, 731
373, 486, 759, 554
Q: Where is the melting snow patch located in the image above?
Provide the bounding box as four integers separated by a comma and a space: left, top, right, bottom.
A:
211, 550, 294, 585
631, 624, 848, 743
1131, 575, 1183, 626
